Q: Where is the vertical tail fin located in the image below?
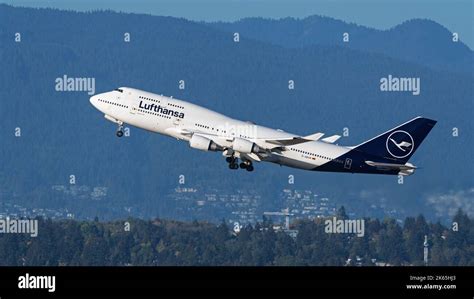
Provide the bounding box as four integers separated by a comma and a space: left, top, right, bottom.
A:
353, 116, 437, 163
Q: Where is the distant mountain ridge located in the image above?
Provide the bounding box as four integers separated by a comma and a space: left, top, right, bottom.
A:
208, 16, 474, 74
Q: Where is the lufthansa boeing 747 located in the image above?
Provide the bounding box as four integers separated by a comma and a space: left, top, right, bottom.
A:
90, 87, 436, 175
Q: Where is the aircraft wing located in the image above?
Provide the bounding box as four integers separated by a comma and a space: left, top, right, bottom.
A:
172, 128, 330, 161
264, 133, 324, 146
166, 128, 231, 145
174, 127, 327, 149
240, 152, 263, 162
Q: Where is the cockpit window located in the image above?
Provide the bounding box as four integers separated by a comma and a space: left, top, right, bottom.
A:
114, 88, 123, 93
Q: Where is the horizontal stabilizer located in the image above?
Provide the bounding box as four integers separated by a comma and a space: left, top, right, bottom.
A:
365, 161, 417, 175
321, 135, 341, 143
365, 161, 417, 170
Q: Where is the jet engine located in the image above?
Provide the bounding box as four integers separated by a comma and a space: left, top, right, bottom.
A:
189, 135, 222, 151
232, 138, 261, 153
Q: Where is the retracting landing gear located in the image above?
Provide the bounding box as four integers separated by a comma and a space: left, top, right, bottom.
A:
240, 161, 254, 172
225, 151, 254, 172
227, 156, 239, 169
116, 122, 124, 138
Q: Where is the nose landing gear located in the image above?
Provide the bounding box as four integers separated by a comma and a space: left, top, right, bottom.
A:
116, 122, 124, 137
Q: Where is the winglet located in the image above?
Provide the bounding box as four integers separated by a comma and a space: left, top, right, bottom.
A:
304, 133, 324, 141
321, 135, 341, 143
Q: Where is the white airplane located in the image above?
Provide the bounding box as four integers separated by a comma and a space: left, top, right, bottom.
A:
90, 87, 436, 175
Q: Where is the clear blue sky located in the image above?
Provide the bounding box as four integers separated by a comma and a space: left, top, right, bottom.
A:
3, 0, 473, 48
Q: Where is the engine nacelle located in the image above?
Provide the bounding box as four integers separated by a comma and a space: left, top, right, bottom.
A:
232, 138, 261, 154
189, 135, 221, 151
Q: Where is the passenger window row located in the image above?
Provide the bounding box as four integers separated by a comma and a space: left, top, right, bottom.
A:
194, 123, 227, 133
168, 103, 184, 109
137, 108, 171, 119
98, 98, 128, 109
139, 95, 161, 103
289, 147, 338, 161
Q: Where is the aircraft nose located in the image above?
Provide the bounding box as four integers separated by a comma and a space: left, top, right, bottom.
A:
89, 94, 99, 108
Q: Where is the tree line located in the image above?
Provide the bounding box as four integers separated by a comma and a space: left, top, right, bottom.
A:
0, 208, 471, 266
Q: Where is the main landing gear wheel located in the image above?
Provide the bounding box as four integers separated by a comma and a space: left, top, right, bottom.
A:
227, 156, 239, 169
239, 161, 254, 172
